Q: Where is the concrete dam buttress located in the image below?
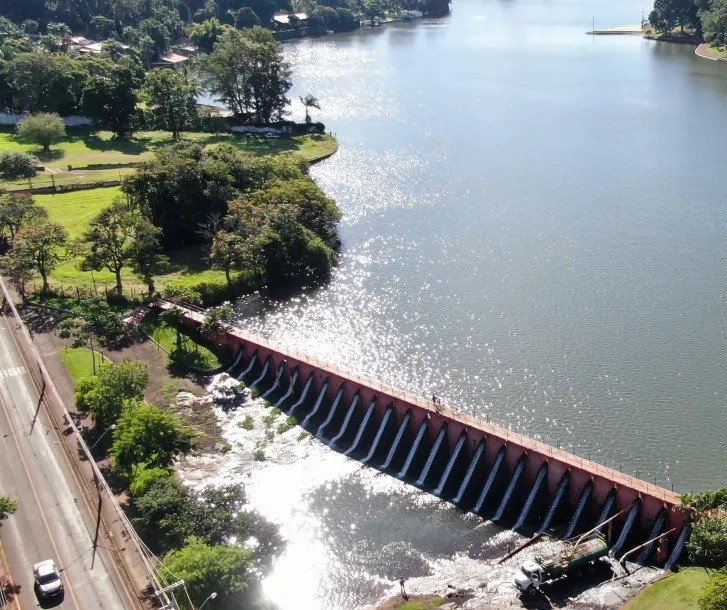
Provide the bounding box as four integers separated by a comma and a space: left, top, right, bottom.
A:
161, 302, 689, 566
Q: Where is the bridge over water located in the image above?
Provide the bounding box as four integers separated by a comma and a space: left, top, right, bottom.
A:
159, 301, 690, 567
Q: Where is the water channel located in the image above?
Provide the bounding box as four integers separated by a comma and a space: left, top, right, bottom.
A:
200, 0, 727, 606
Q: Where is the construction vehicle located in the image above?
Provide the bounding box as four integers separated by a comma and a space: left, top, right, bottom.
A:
514, 535, 608, 595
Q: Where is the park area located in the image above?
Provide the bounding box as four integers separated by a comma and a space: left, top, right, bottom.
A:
0, 127, 337, 191
1, 127, 338, 299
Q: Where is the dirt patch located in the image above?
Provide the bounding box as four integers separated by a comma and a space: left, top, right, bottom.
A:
19, 302, 223, 451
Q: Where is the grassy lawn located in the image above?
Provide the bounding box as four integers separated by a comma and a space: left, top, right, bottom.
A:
59, 347, 112, 385
623, 567, 711, 610
35, 187, 121, 239
140, 310, 222, 370
0, 127, 337, 172
30, 187, 230, 296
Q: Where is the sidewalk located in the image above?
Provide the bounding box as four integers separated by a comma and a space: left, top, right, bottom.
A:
0, 540, 20, 610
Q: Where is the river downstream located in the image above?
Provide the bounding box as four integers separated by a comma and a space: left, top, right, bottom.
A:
200, 0, 727, 607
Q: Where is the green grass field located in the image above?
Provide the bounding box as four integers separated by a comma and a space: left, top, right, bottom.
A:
59, 347, 111, 384
623, 567, 711, 610
0, 127, 337, 173
30, 187, 234, 296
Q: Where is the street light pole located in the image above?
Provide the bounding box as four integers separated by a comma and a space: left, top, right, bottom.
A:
198, 592, 217, 610
90, 423, 117, 450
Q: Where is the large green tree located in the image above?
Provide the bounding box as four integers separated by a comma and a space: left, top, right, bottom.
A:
649, 0, 700, 32
143, 68, 198, 140
4, 53, 87, 114
201, 26, 292, 124
111, 402, 193, 478
700, 0, 727, 44
78, 200, 163, 297
160, 537, 256, 609
82, 63, 141, 138
9, 220, 67, 292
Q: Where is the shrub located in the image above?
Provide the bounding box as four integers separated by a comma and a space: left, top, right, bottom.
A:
0, 151, 39, 180
698, 569, 727, 610
16, 113, 66, 153
129, 465, 173, 497
253, 448, 265, 461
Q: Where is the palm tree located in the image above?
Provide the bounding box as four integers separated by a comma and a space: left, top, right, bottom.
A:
299, 94, 321, 124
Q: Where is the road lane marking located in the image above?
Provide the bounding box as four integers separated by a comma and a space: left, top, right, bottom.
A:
0, 366, 26, 379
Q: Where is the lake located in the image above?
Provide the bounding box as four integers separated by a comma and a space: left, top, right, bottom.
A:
223, 1, 727, 606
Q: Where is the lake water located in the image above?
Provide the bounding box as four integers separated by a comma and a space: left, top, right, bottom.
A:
220, 0, 727, 607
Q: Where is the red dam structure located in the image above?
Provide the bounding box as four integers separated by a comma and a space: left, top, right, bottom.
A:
160, 301, 689, 565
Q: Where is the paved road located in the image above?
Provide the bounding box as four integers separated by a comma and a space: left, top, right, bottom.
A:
0, 312, 131, 610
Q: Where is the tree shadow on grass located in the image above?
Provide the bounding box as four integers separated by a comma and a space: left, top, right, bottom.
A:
80, 133, 149, 156
165, 246, 214, 275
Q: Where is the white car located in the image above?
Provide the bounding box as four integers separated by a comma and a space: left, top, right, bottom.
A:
33, 559, 64, 598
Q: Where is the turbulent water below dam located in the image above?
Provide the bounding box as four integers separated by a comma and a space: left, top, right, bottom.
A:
193, 0, 727, 606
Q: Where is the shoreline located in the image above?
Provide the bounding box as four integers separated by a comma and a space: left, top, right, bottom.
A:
585, 27, 727, 66
695, 42, 727, 62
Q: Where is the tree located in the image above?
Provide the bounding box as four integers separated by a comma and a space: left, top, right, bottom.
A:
128, 219, 169, 296
10, 221, 67, 292
143, 69, 198, 140
78, 200, 150, 297
233, 7, 260, 28
180, 485, 283, 563
188, 18, 227, 53
423, 0, 451, 16
0, 151, 39, 180
134, 475, 189, 536
701, 0, 727, 44
2, 246, 35, 297
201, 27, 292, 123
299, 93, 320, 124
111, 402, 193, 478
247, 178, 340, 245
57, 299, 128, 350
71, 360, 149, 427
210, 231, 249, 286
0, 495, 18, 525
160, 537, 256, 608
89, 15, 116, 39
688, 515, 727, 567
699, 569, 727, 610
4, 53, 88, 114
42, 22, 71, 52
129, 465, 173, 498
649, 0, 699, 33
17, 113, 66, 153
0, 192, 47, 243
363, 0, 386, 24
82, 63, 141, 138
200, 304, 234, 339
